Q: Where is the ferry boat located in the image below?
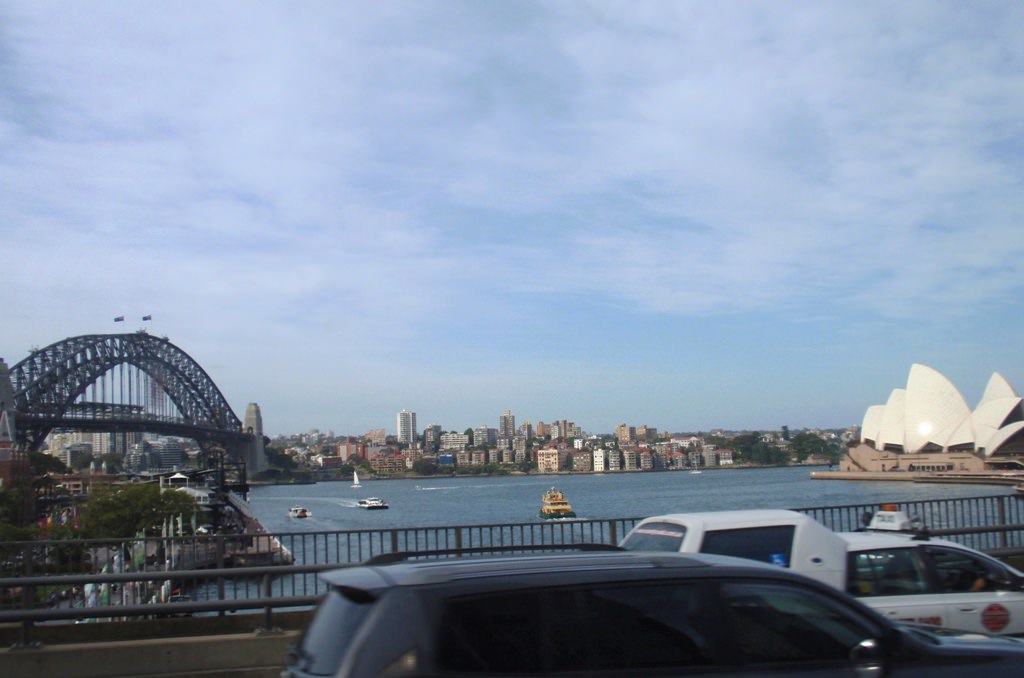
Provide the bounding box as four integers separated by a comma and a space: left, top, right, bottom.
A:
357, 497, 389, 510
539, 487, 576, 519
288, 506, 311, 519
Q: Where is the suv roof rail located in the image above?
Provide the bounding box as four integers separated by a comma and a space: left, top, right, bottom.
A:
366, 543, 623, 565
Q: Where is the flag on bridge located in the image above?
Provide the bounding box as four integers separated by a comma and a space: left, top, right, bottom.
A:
142, 315, 152, 321
114, 316, 125, 322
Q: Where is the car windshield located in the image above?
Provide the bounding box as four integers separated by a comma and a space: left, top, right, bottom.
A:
620, 522, 687, 551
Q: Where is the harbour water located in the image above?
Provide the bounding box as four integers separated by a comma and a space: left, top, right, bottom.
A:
248, 466, 1015, 534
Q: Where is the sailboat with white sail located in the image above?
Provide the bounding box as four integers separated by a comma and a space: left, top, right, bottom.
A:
352, 470, 361, 488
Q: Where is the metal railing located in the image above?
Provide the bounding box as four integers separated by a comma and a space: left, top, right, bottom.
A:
2, 493, 1023, 646
795, 493, 1024, 554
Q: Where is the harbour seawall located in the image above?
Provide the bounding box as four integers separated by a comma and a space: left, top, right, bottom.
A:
811, 470, 1024, 486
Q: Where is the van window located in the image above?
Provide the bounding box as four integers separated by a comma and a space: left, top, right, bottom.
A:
700, 525, 796, 567
619, 522, 687, 551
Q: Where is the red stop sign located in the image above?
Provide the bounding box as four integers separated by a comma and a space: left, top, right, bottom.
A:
982, 603, 1010, 632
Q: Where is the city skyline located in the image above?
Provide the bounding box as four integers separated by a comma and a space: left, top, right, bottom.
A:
3, 4, 1022, 437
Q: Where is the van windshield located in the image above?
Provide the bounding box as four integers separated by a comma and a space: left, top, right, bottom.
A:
620, 522, 687, 551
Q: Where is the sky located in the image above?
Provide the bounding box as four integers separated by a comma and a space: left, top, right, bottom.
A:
2, 2, 1023, 438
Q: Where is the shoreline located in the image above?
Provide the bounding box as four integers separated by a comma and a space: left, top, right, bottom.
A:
249, 463, 819, 487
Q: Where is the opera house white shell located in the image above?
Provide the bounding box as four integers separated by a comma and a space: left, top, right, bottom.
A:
860, 364, 1024, 457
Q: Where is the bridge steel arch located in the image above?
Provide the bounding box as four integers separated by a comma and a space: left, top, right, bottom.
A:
10, 333, 249, 454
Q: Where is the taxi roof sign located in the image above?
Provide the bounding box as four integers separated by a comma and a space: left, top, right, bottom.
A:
867, 506, 926, 535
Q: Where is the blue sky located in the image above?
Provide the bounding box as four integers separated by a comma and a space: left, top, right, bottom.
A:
2, 2, 1022, 437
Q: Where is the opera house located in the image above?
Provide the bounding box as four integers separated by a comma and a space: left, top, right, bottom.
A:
848, 364, 1024, 473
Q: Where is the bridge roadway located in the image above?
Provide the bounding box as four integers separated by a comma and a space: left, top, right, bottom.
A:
0, 611, 310, 677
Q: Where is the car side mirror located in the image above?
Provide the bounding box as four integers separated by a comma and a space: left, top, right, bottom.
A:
849, 637, 885, 662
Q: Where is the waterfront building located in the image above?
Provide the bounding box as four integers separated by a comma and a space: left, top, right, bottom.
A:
536, 447, 559, 473
593, 448, 606, 472
622, 447, 638, 471
397, 410, 417, 445
850, 364, 1024, 472
607, 448, 622, 471
369, 451, 406, 475
639, 449, 654, 470
572, 449, 593, 472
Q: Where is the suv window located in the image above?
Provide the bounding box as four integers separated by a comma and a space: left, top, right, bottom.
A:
619, 522, 687, 551
848, 548, 929, 597
700, 525, 795, 567
436, 581, 712, 672
719, 581, 876, 664
291, 589, 376, 676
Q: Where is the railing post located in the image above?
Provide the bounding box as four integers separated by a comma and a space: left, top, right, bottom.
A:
609, 521, 618, 546
217, 536, 226, 616
998, 497, 1008, 550
19, 542, 35, 647
259, 572, 278, 633
390, 529, 399, 554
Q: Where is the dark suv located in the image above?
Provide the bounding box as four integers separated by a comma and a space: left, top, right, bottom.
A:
283, 549, 1024, 677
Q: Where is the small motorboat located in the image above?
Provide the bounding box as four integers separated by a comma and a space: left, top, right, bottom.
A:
539, 487, 576, 519
288, 506, 311, 518
357, 497, 389, 510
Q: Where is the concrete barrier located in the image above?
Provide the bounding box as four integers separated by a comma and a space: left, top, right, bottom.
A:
0, 629, 300, 678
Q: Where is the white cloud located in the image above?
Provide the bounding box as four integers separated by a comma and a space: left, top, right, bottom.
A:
2, 1, 1022, 433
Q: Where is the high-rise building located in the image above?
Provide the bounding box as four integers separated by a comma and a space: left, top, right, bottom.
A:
499, 409, 515, 439
397, 409, 417, 445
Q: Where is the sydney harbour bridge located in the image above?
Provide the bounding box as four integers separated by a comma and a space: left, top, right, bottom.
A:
3, 332, 266, 476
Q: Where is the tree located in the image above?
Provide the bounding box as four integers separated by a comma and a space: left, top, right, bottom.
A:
265, 446, 297, 470
81, 483, 198, 539
789, 432, 828, 462
29, 451, 68, 476
72, 452, 94, 471
412, 458, 440, 475
97, 452, 124, 473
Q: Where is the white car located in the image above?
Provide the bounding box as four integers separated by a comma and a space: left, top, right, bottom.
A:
620, 506, 1024, 636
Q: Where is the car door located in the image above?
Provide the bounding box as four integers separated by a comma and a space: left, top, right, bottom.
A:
847, 547, 948, 627
922, 545, 1024, 635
